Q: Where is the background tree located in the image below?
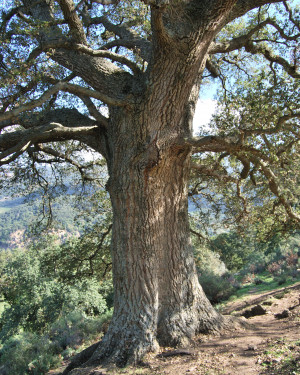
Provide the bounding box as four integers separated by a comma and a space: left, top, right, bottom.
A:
0, 0, 299, 370
0, 234, 112, 341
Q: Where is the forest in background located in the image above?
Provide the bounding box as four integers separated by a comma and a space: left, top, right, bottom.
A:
0, 192, 77, 250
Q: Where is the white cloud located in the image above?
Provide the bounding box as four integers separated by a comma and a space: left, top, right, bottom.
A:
193, 99, 217, 135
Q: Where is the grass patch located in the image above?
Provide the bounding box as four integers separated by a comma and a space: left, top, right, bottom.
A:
258, 338, 300, 375
235, 275, 300, 300
235, 279, 277, 299
216, 274, 300, 310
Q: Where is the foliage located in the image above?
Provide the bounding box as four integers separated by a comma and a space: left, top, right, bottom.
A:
0, 0, 298, 236
0, 195, 113, 373
210, 232, 253, 271
0, 230, 113, 373
192, 232, 227, 276
0, 237, 112, 342
0, 192, 79, 250
207, 229, 300, 274
193, 228, 300, 304
191, 234, 237, 304
0, 310, 112, 375
0, 0, 299, 368
0, 332, 61, 375
190, 26, 300, 237
198, 272, 237, 304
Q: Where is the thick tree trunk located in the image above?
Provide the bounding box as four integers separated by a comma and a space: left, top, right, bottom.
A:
62, 14, 237, 371
63, 111, 224, 374
104, 148, 223, 363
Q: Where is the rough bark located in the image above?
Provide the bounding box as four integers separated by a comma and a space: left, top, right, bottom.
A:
59, 2, 241, 371
63, 71, 225, 372
3, 0, 292, 371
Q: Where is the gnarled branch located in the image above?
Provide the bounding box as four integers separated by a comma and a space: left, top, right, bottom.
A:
249, 155, 300, 222
191, 162, 238, 184
0, 140, 31, 166
58, 0, 87, 44
244, 40, 300, 79
29, 41, 141, 74
209, 19, 270, 54
0, 123, 98, 154
0, 81, 130, 124
32, 144, 95, 181
227, 0, 284, 24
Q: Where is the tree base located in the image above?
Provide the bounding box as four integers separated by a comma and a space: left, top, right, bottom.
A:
62, 324, 159, 374
61, 314, 249, 375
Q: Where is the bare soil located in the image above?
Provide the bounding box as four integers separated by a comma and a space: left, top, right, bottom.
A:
50, 282, 300, 375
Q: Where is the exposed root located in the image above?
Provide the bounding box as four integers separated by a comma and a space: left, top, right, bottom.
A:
222, 314, 253, 330
62, 326, 159, 374
85, 329, 159, 368
62, 343, 99, 374
62, 313, 248, 374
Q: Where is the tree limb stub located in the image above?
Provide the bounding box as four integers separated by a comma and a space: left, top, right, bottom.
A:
79, 96, 109, 128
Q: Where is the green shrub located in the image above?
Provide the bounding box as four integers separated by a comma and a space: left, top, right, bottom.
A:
194, 243, 227, 276
0, 248, 110, 341
0, 332, 61, 375
49, 310, 112, 350
198, 272, 236, 304
254, 277, 263, 285
0, 309, 113, 375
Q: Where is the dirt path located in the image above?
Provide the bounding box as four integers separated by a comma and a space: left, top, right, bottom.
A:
50, 282, 300, 375
148, 282, 300, 375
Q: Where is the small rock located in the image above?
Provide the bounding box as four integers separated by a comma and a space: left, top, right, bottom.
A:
186, 367, 197, 372
242, 304, 267, 318
274, 309, 290, 319
246, 345, 257, 351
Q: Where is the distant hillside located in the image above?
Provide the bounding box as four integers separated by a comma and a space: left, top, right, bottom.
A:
0, 191, 79, 251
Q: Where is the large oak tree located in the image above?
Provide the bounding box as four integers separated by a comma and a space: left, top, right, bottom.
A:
0, 0, 299, 371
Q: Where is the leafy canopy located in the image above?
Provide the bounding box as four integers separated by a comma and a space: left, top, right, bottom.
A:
0, 0, 299, 236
